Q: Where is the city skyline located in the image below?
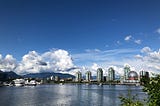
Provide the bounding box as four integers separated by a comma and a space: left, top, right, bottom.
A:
0, 0, 160, 75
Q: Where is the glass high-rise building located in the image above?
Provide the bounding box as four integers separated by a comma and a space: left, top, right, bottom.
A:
139, 70, 149, 84
108, 67, 115, 81
76, 71, 82, 82
97, 68, 103, 82
85, 71, 92, 82
124, 65, 130, 80
140, 70, 149, 78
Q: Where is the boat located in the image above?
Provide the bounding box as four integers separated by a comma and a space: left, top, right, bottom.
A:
135, 83, 140, 86
86, 83, 89, 85
13, 79, 25, 86
25, 80, 37, 86
59, 83, 64, 85
3, 82, 13, 86
98, 83, 103, 86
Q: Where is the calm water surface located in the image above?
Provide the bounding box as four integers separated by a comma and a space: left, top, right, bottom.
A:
0, 84, 147, 106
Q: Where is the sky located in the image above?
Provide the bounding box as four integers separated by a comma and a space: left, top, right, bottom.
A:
0, 0, 160, 76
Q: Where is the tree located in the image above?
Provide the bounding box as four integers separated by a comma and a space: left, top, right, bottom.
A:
143, 74, 160, 106
119, 90, 144, 106
119, 74, 160, 106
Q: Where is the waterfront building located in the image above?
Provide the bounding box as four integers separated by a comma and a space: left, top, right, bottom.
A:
50, 76, 54, 80
103, 76, 107, 82
85, 71, 92, 82
76, 71, 82, 82
55, 76, 60, 82
124, 65, 131, 80
120, 76, 124, 84
123, 71, 140, 84
108, 67, 115, 81
97, 68, 103, 82
139, 70, 150, 84
140, 70, 149, 79
128, 71, 138, 80
13, 79, 25, 86
105, 76, 109, 82
25, 80, 37, 86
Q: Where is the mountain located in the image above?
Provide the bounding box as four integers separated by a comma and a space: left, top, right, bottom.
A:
0, 71, 21, 81
6, 71, 21, 78
23, 72, 75, 79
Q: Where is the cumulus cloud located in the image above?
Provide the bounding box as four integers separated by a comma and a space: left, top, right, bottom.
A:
70, 63, 100, 76
134, 39, 141, 44
0, 54, 17, 72
87, 63, 101, 76
0, 47, 159, 76
124, 35, 132, 41
141, 47, 152, 53
135, 54, 143, 60
0, 49, 75, 75
42, 49, 74, 71
91, 63, 99, 70
135, 47, 160, 74
16, 51, 45, 74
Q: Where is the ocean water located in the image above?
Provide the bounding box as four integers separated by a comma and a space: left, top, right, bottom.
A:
0, 84, 147, 106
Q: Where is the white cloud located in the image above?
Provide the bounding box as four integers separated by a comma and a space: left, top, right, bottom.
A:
156, 28, 160, 34
0, 54, 3, 60
141, 47, 152, 53
73, 48, 139, 65
124, 35, 142, 45
2, 49, 75, 74
16, 51, 46, 74
0, 47, 159, 77
135, 54, 143, 60
0, 54, 17, 72
72, 48, 142, 76
135, 47, 160, 74
82, 63, 100, 76
124, 35, 132, 41
85, 49, 101, 53
77, 63, 138, 77
91, 63, 99, 70
134, 39, 141, 44
42, 49, 74, 71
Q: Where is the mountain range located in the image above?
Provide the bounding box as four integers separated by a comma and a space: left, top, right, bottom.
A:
0, 71, 21, 81
0, 71, 75, 81
23, 72, 75, 79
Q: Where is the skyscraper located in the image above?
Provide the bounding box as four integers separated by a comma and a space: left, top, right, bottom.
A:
124, 65, 130, 80
76, 71, 82, 82
85, 71, 92, 82
97, 68, 103, 82
140, 70, 149, 84
140, 70, 149, 79
108, 67, 115, 81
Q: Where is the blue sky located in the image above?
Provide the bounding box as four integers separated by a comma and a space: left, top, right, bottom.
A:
0, 0, 160, 74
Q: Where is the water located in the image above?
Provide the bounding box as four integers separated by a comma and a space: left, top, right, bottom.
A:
0, 84, 147, 106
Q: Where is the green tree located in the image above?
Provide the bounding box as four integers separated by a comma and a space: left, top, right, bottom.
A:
140, 76, 150, 85
119, 90, 144, 106
143, 74, 160, 106
119, 74, 160, 106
